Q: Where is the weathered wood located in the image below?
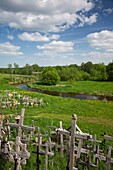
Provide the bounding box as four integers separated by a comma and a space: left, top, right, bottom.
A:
106, 146, 112, 170
95, 153, 113, 163
20, 144, 30, 159
1, 110, 113, 170
45, 143, 48, 170
75, 139, 82, 168
76, 125, 82, 134
19, 108, 25, 126
56, 129, 70, 136
60, 121, 63, 157
69, 114, 77, 170
7, 123, 35, 133
104, 135, 113, 141
48, 137, 56, 153
0, 121, 2, 137
56, 129, 91, 140
16, 157, 21, 170
94, 145, 99, 167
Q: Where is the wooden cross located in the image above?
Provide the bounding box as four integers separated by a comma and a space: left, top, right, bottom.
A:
6, 108, 35, 139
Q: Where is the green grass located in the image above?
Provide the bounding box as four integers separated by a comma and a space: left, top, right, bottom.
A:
0, 74, 113, 136
0, 74, 113, 169
28, 80, 113, 96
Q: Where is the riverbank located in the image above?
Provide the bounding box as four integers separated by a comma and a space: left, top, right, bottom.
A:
17, 84, 113, 101
27, 81, 113, 96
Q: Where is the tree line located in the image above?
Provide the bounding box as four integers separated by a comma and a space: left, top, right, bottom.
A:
0, 61, 113, 83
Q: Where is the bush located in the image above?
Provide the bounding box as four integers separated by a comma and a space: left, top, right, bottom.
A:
40, 67, 60, 85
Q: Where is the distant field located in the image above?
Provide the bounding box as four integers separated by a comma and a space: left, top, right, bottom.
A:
28, 80, 113, 96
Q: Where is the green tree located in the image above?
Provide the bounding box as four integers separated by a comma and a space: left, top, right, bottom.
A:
106, 62, 113, 81
81, 71, 90, 80
68, 67, 82, 81
14, 63, 19, 74
56, 66, 82, 81
8, 64, 13, 80
32, 64, 39, 72
90, 63, 107, 80
81, 61, 93, 74
40, 67, 60, 85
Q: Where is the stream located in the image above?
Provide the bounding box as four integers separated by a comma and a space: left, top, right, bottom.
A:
16, 84, 113, 101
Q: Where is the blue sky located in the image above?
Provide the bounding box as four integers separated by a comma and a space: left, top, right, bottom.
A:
0, 0, 113, 68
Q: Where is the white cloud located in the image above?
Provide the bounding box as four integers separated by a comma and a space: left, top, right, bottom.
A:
81, 51, 113, 64
36, 40, 74, 52
0, 42, 23, 56
0, 0, 94, 14
7, 35, 14, 40
18, 32, 60, 42
0, 0, 96, 32
35, 40, 75, 63
77, 13, 98, 27
87, 30, 113, 52
103, 8, 113, 15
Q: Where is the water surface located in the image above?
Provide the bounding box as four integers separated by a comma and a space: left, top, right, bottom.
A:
17, 84, 113, 101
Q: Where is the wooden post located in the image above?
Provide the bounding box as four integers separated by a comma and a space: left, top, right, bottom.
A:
45, 143, 48, 170
38, 127, 41, 150
93, 134, 97, 153
87, 146, 91, 170
6, 119, 10, 141
60, 121, 63, 157
106, 146, 112, 170
95, 145, 99, 167
18, 108, 25, 137
0, 140, 1, 152
32, 127, 42, 170
0, 121, 2, 137
14, 155, 18, 170
19, 108, 25, 125
69, 114, 77, 170
75, 139, 82, 168
16, 158, 21, 170
16, 136, 20, 153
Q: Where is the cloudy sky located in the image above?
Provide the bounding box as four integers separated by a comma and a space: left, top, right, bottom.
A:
0, 0, 113, 67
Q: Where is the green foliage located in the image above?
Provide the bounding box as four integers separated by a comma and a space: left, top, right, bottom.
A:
40, 67, 60, 85
81, 71, 90, 80
0, 61, 112, 82
106, 62, 113, 81
81, 61, 93, 74
57, 66, 82, 81
90, 63, 107, 80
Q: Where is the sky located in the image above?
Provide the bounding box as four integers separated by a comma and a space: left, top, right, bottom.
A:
0, 0, 113, 68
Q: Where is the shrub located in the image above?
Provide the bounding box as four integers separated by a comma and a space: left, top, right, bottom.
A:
40, 67, 60, 85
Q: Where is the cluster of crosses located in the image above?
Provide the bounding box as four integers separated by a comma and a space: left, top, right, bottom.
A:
0, 109, 113, 170
0, 90, 45, 109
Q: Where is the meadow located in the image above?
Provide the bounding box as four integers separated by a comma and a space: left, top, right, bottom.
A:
0, 73, 113, 169
28, 80, 113, 96
0, 73, 113, 137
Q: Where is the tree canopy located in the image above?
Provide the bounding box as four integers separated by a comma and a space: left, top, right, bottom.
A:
0, 61, 113, 82
40, 67, 60, 85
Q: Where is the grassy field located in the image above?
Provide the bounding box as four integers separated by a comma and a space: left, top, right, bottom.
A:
0, 74, 113, 169
28, 80, 113, 96
0, 74, 113, 136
